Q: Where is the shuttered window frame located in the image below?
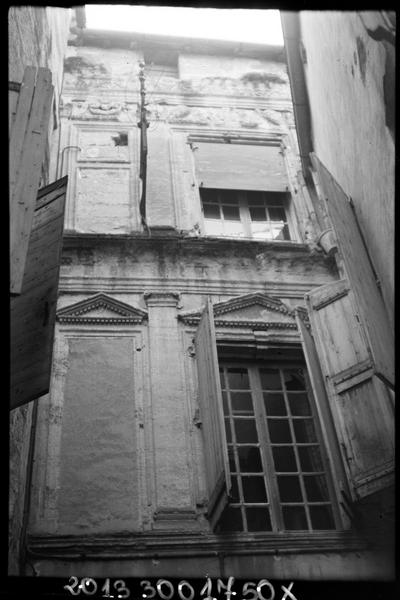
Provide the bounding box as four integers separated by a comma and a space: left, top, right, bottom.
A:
194, 299, 348, 532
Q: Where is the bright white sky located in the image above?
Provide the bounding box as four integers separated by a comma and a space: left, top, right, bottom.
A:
85, 5, 284, 45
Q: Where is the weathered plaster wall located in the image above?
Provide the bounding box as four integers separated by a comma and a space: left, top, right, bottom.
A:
300, 11, 394, 323
8, 6, 71, 183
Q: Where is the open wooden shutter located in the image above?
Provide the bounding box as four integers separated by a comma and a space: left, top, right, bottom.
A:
295, 307, 349, 499
310, 153, 394, 387
193, 141, 288, 191
10, 67, 53, 294
195, 297, 231, 529
305, 279, 394, 500
11, 176, 68, 410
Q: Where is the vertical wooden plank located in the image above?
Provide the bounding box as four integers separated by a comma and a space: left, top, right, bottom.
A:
195, 297, 231, 526
9, 67, 36, 191
10, 176, 68, 409
306, 279, 394, 499
310, 152, 394, 387
10, 67, 53, 295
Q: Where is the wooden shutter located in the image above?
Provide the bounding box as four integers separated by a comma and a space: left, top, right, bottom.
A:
310, 153, 394, 387
305, 279, 394, 500
193, 141, 288, 191
11, 176, 68, 410
10, 67, 54, 294
195, 297, 231, 528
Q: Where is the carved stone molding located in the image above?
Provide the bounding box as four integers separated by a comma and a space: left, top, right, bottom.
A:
56, 293, 148, 324
144, 291, 181, 308
179, 292, 298, 330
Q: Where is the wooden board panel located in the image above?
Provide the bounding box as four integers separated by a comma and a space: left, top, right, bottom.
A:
10, 67, 53, 294
195, 297, 231, 527
10, 176, 68, 409
306, 279, 394, 499
194, 141, 288, 191
310, 153, 394, 387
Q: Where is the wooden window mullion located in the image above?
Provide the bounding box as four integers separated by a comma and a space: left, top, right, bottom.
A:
251, 367, 283, 532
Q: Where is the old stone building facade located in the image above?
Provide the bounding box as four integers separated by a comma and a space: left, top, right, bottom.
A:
11, 15, 394, 582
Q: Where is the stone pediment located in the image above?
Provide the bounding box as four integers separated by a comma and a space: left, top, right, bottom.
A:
57, 293, 147, 325
179, 293, 297, 330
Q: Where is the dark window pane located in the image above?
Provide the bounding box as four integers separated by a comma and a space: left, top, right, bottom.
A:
288, 393, 311, 416
230, 476, 240, 501
217, 506, 243, 532
228, 445, 236, 472
281, 224, 291, 240
234, 419, 258, 443
249, 206, 267, 221
227, 368, 249, 389
273, 446, 297, 472
247, 192, 266, 206
222, 391, 229, 415
309, 505, 335, 530
241, 476, 268, 502
264, 393, 287, 416
293, 419, 317, 443
224, 418, 232, 443
283, 369, 306, 390
269, 207, 286, 221
278, 475, 303, 502
264, 193, 284, 206
231, 392, 254, 415
246, 507, 272, 532
268, 419, 292, 443
304, 475, 329, 501
298, 446, 324, 472
237, 446, 263, 472
222, 204, 240, 220
282, 506, 308, 530
259, 368, 282, 390
203, 203, 220, 219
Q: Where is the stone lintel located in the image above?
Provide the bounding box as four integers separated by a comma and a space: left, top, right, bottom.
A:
144, 291, 181, 308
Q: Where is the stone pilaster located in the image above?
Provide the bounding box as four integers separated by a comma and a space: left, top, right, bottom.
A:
144, 291, 198, 530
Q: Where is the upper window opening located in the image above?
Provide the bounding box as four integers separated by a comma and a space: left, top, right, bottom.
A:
201, 189, 291, 241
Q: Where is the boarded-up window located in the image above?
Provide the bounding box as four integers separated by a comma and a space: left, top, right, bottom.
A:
310, 153, 394, 388
193, 141, 288, 192
305, 280, 394, 500
57, 337, 138, 530
195, 298, 231, 529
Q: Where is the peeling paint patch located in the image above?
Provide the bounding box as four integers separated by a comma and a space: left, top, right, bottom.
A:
356, 37, 367, 84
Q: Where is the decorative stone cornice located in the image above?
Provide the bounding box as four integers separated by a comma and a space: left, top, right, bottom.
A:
144, 291, 181, 308
26, 530, 366, 560
179, 292, 297, 330
56, 293, 148, 324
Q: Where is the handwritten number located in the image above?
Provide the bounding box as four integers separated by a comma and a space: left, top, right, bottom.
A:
200, 576, 214, 600
217, 577, 235, 600
156, 579, 174, 600
178, 580, 195, 600
101, 579, 111, 597
242, 582, 258, 600
114, 579, 130, 598
140, 580, 156, 599
257, 580, 275, 600
64, 576, 81, 596
81, 578, 97, 595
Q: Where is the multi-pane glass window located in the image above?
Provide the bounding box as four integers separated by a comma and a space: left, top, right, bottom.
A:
201, 189, 291, 241
216, 362, 337, 533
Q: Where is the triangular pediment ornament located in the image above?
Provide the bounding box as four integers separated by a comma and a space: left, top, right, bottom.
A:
179, 293, 297, 330
57, 293, 148, 325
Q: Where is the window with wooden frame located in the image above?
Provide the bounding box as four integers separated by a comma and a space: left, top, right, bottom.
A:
193, 294, 394, 534
217, 360, 336, 532
191, 137, 294, 241
201, 188, 291, 240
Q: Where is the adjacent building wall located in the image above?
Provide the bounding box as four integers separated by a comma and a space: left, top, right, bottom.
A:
8, 6, 71, 575
299, 11, 394, 325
